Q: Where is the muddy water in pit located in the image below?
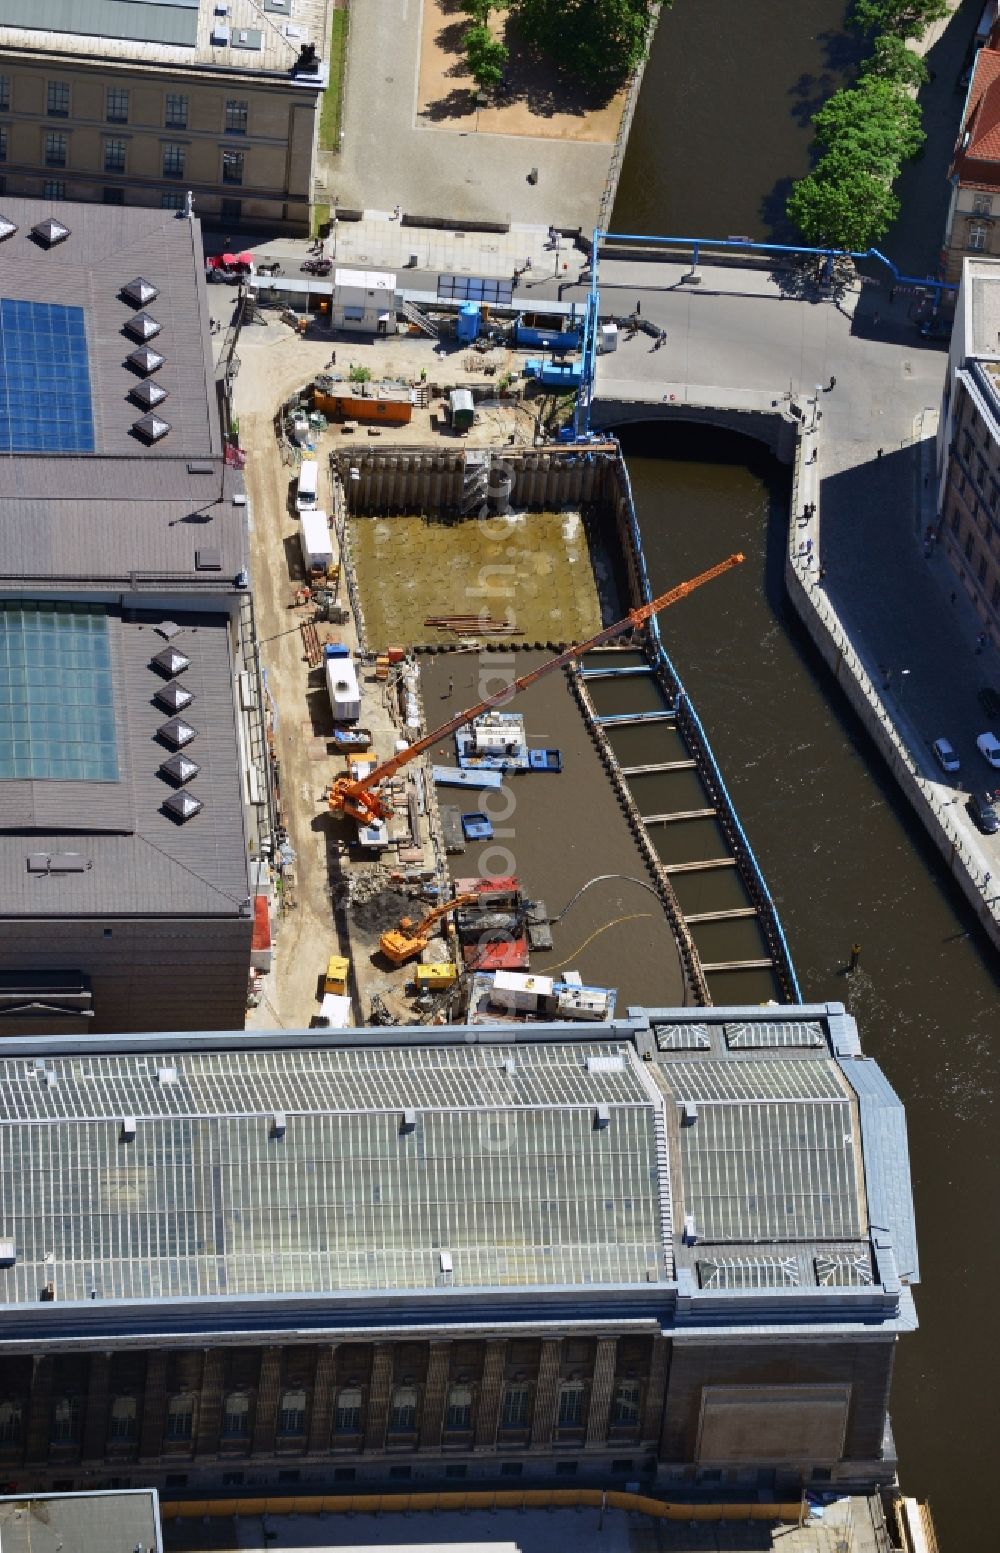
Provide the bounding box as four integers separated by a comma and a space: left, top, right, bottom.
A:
350, 511, 607, 649
616, 423, 1000, 1547
419, 651, 690, 1007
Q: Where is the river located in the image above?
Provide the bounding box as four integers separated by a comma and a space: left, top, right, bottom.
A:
612, 5, 998, 1546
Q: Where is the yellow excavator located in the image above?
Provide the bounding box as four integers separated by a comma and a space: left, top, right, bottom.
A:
379, 892, 481, 966
328, 552, 745, 829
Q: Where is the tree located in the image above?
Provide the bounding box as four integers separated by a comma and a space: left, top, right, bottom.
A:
464, 23, 509, 90
786, 167, 900, 251
512, 0, 655, 92
811, 77, 924, 176
857, 31, 928, 89
849, 0, 948, 41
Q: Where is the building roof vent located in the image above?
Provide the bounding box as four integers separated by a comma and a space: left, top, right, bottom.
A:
32, 216, 70, 247
127, 345, 165, 376
121, 1116, 136, 1142
125, 311, 162, 343
155, 680, 193, 714
152, 646, 190, 677
156, 620, 181, 640
158, 716, 197, 749
594, 1102, 611, 1130
163, 789, 203, 822
133, 412, 171, 442
401, 1107, 417, 1133
0, 216, 16, 243
0, 1241, 15, 1267
159, 751, 200, 786
131, 379, 169, 410
123, 277, 159, 307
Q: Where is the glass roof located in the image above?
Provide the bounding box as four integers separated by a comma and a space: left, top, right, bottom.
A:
0, 603, 118, 782
0, 298, 94, 452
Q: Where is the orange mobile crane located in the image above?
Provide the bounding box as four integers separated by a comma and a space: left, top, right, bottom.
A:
379, 892, 481, 966
328, 552, 745, 828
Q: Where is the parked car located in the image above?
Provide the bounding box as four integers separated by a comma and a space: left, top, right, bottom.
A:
976, 731, 1000, 767
932, 736, 961, 773
969, 790, 1000, 835
978, 686, 1000, 718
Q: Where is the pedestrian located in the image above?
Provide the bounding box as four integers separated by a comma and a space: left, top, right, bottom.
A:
889, 286, 897, 304
524, 257, 532, 272
873, 311, 880, 326
392, 204, 401, 221
876, 448, 883, 458
848, 942, 861, 973
636, 299, 641, 317
985, 872, 992, 889
826, 374, 836, 392
950, 590, 957, 604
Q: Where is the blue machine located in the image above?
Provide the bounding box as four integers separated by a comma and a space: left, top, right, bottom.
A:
456, 303, 481, 344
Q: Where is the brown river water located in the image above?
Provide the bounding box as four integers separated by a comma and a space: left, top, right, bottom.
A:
611, 3, 997, 1540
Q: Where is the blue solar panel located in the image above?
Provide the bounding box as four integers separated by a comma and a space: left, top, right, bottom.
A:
0, 298, 95, 453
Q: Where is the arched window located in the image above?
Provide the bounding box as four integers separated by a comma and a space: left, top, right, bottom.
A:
389, 1386, 417, 1432
445, 1384, 472, 1431
334, 1387, 362, 1434
51, 1395, 81, 1443
278, 1388, 306, 1435
222, 1392, 250, 1438
0, 1400, 22, 1444
165, 1392, 195, 1441
109, 1395, 137, 1441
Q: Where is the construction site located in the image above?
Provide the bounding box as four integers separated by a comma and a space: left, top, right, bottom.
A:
235, 276, 796, 1033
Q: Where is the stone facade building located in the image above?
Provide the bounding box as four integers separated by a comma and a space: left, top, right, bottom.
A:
0, 0, 328, 231
936, 255, 1000, 643
0, 1007, 918, 1496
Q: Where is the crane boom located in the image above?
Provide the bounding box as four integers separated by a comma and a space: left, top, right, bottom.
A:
329, 551, 744, 824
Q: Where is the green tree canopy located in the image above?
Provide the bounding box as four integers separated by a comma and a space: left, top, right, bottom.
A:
464, 23, 509, 90
811, 76, 925, 175
786, 167, 901, 250
512, 0, 655, 91
849, 0, 948, 41
856, 31, 929, 89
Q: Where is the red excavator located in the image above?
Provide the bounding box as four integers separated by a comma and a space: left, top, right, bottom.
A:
327, 552, 745, 828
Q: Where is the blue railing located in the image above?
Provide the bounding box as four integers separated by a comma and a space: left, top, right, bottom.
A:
613, 448, 803, 1004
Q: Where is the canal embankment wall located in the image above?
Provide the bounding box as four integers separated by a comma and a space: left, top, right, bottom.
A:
787, 423, 1000, 953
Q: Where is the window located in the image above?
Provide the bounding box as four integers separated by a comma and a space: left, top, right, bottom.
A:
993, 579, 1000, 608
334, 1387, 362, 1434
166, 1394, 195, 1441
0, 128, 6, 163
221, 1471, 244, 1487
164, 1474, 188, 1489
225, 99, 249, 134
51, 1396, 81, 1443
388, 1465, 411, 1481
974, 194, 993, 216
556, 1461, 578, 1477
500, 1462, 523, 1477
333, 1467, 356, 1483
221, 197, 242, 223
0, 1400, 22, 1444
47, 81, 70, 117
222, 1392, 250, 1438
108, 1396, 136, 1442
222, 150, 244, 185
161, 192, 185, 210
106, 87, 129, 123
103, 187, 124, 206
978, 554, 988, 584
965, 533, 975, 561
445, 1384, 472, 1431
165, 94, 188, 129
278, 1470, 300, 1485
389, 1386, 417, 1432
104, 138, 126, 173
969, 221, 989, 251
0, 76, 9, 111
445, 1464, 467, 1479
44, 132, 67, 168
501, 1384, 530, 1430
162, 142, 186, 178
278, 1388, 306, 1435
611, 1380, 641, 1429
611, 1458, 634, 1473
42, 180, 65, 200
557, 1382, 585, 1430
951, 508, 961, 536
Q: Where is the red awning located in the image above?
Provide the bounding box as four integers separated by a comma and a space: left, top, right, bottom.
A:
221, 251, 238, 265
237, 250, 254, 266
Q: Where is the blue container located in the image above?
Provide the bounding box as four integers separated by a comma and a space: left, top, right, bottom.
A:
324, 642, 350, 658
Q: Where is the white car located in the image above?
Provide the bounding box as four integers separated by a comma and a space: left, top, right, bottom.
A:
976, 731, 1000, 768
932, 737, 960, 773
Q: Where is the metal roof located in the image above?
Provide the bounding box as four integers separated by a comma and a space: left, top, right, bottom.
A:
0, 1490, 161, 1553
0, 610, 249, 916
0, 1042, 670, 1305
